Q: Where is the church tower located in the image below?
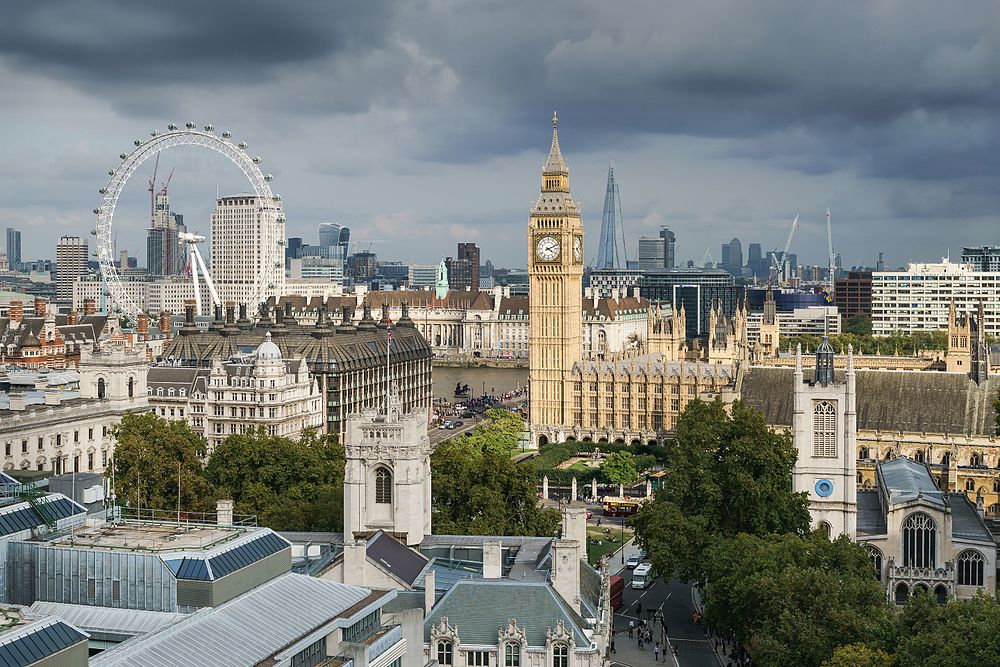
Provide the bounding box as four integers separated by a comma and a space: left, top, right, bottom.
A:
792, 338, 857, 539
528, 113, 584, 445
343, 392, 432, 546
756, 285, 780, 360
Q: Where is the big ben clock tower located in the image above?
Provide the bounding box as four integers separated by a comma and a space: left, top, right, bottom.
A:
528, 112, 584, 445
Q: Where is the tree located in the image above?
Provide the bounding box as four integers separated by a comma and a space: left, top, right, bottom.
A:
112, 412, 217, 514
631, 399, 810, 582
702, 532, 894, 667
893, 592, 1000, 666
842, 314, 873, 336
821, 644, 892, 667
600, 450, 638, 486
432, 430, 559, 537
204, 428, 345, 531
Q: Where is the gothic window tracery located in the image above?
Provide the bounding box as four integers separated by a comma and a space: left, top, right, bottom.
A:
375, 467, 392, 504
902, 512, 937, 568
813, 401, 837, 457
865, 544, 883, 580
957, 550, 985, 587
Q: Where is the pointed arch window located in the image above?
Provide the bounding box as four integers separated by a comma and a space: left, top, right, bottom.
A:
97, 378, 106, 399
866, 544, 883, 581
128, 377, 134, 398
902, 513, 937, 568
813, 401, 837, 458
375, 467, 392, 505
957, 550, 985, 587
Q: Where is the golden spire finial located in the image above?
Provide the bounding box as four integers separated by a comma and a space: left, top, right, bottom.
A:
553, 110, 558, 128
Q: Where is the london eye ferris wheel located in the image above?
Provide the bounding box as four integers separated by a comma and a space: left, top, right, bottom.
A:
94, 122, 285, 322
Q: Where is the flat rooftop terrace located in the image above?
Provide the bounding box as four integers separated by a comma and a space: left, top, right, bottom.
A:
49, 520, 252, 553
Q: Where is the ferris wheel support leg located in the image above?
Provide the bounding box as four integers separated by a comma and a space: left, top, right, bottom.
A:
192, 245, 222, 309
191, 255, 203, 317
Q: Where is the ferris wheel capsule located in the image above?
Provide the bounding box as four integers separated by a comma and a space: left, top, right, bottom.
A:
238, 142, 248, 150
99, 188, 107, 194
222, 131, 232, 139
252, 156, 262, 164
107, 170, 114, 176
119, 153, 127, 160
185, 122, 195, 129
150, 130, 159, 137
263, 174, 273, 182
93, 208, 100, 215
204, 124, 215, 132
168, 123, 178, 131
134, 139, 142, 146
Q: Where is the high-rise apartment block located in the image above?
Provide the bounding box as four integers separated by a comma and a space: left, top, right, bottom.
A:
871, 261, 1000, 336
5, 227, 21, 270
961, 246, 1000, 272
146, 190, 186, 276
457, 242, 481, 292
834, 270, 873, 321
55, 236, 88, 301
210, 195, 285, 306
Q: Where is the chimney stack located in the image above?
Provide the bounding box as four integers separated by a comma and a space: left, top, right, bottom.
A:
8, 394, 26, 411
483, 540, 503, 579
33, 297, 46, 318
159, 310, 172, 336
550, 540, 582, 613
137, 313, 149, 338
9, 300, 23, 324
561, 503, 588, 565
424, 569, 436, 614
343, 539, 367, 585
184, 300, 195, 325
216, 499, 234, 526
44, 388, 62, 406
83, 298, 96, 316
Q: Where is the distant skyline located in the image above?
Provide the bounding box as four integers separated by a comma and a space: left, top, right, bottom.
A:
1, 2, 999, 269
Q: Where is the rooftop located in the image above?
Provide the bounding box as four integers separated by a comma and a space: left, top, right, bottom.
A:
48, 520, 250, 553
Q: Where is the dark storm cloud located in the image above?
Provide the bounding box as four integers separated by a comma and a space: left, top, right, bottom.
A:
0, 1, 391, 82
1, 1, 998, 266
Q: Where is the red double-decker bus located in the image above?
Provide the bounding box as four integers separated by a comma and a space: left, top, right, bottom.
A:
610, 575, 624, 610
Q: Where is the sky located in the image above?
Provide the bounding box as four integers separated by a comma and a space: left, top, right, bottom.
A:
1, 1, 999, 270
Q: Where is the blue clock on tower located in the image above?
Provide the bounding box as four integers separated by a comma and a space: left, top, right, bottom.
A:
815, 479, 834, 497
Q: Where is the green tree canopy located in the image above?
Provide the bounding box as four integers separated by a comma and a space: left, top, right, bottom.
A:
702, 532, 894, 667
112, 412, 217, 514
600, 450, 638, 486
631, 399, 810, 582
432, 413, 558, 536
841, 314, 873, 336
821, 643, 892, 667
783, 330, 948, 356
205, 428, 345, 531
893, 592, 1000, 666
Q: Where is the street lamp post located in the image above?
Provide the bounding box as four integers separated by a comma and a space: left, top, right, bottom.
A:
621, 514, 625, 563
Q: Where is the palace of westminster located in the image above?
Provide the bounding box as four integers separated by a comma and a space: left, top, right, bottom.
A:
525, 114, 999, 521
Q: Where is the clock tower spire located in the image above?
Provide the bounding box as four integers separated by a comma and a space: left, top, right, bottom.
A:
528, 112, 584, 446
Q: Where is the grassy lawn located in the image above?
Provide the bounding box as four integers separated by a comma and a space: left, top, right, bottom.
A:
568, 461, 592, 472
586, 526, 633, 565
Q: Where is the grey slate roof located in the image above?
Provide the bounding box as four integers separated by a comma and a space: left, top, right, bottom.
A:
856, 491, 887, 537
879, 458, 945, 508
367, 530, 429, 586
740, 366, 999, 435
424, 580, 590, 648
91, 573, 379, 667
949, 493, 993, 541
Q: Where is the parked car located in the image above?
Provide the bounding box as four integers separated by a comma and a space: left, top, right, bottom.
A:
442, 421, 454, 429
626, 554, 641, 569
453, 420, 464, 427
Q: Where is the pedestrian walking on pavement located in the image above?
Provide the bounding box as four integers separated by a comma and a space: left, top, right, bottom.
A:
628, 620, 634, 638
654, 643, 660, 662
638, 633, 643, 650
610, 638, 615, 654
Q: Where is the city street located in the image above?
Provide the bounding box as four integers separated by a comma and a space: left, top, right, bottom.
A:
611, 554, 719, 667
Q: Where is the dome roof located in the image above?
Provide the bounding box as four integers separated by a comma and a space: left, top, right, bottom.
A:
256, 331, 282, 361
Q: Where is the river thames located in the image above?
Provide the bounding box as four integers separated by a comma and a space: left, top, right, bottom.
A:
431, 365, 528, 403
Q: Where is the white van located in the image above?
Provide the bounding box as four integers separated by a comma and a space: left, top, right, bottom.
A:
626, 554, 641, 569
631, 563, 654, 589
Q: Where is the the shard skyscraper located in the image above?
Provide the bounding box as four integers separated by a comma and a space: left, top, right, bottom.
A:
596, 162, 628, 269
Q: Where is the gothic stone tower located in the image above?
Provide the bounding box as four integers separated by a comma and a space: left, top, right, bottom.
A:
528, 113, 584, 446
792, 338, 858, 539
343, 393, 432, 546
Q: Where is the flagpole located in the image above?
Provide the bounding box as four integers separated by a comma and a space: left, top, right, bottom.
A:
386, 308, 391, 417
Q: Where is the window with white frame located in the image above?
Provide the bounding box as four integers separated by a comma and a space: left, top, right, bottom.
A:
813, 401, 837, 457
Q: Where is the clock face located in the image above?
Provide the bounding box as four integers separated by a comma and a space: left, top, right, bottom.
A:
815, 479, 834, 497
573, 237, 582, 262
536, 236, 560, 261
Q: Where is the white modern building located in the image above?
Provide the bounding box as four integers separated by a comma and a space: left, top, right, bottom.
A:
73, 275, 211, 317
408, 264, 438, 290
210, 194, 285, 307
747, 305, 840, 345
55, 236, 88, 302
872, 261, 1000, 336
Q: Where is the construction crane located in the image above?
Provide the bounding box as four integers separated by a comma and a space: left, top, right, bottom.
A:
701, 247, 714, 268
770, 214, 799, 284
147, 154, 160, 220
826, 208, 835, 294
